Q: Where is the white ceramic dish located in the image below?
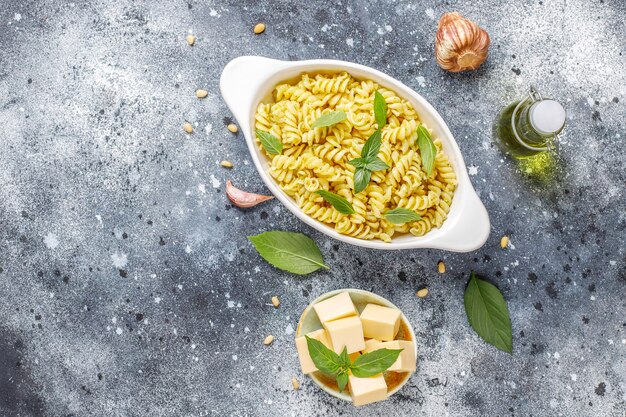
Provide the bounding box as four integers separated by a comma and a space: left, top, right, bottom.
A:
296, 289, 417, 403
220, 56, 490, 251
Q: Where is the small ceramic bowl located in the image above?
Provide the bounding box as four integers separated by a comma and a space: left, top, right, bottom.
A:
220, 56, 490, 251
295, 289, 417, 403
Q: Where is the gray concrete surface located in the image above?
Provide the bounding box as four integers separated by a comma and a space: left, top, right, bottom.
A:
0, 0, 624, 416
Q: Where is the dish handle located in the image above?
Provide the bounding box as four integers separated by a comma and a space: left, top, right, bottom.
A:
220, 56, 291, 126
436, 186, 491, 252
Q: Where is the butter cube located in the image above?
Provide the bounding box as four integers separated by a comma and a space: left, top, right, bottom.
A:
295, 329, 332, 374
363, 338, 384, 353
364, 340, 416, 372
359, 303, 401, 341
313, 291, 358, 324
323, 316, 365, 354
348, 373, 388, 406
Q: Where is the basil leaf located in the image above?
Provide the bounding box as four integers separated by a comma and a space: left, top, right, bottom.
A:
305, 336, 342, 375
364, 157, 389, 172
339, 347, 350, 368
351, 348, 403, 377
374, 91, 387, 130
347, 157, 367, 169
384, 208, 422, 224
353, 167, 371, 194
361, 130, 382, 161
248, 231, 329, 275
311, 110, 347, 129
315, 190, 355, 215
464, 272, 513, 354
416, 125, 437, 176
256, 130, 283, 155
336, 370, 349, 392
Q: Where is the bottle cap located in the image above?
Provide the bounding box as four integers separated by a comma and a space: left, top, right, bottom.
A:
529, 100, 566, 135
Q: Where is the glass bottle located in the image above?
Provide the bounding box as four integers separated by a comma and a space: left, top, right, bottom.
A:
495, 86, 566, 159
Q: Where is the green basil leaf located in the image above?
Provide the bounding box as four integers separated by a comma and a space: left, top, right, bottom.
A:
374, 91, 387, 130
256, 130, 283, 155
464, 272, 513, 354
351, 348, 403, 377
336, 371, 349, 392
311, 110, 347, 129
347, 157, 367, 169
416, 125, 437, 176
384, 208, 422, 224
248, 231, 329, 275
364, 157, 389, 172
339, 347, 350, 368
353, 167, 371, 194
361, 130, 382, 161
305, 336, 342, 375
315, 190, 355, 215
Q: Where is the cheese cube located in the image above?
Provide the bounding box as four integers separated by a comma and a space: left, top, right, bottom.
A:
348, 373, 388, 406
363, 338, 384, 353
359, 304, 401, 341
295, 329, 332, 374
363, 340, 416, 372
312, 291, 358, 324
323, 316, 365, 354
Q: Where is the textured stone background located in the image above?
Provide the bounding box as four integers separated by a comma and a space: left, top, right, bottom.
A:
0, 0, 624, 416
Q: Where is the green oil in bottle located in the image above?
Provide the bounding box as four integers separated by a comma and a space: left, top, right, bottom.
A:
495, 86, 565, 159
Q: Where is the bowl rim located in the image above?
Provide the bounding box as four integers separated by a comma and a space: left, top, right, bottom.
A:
295, 288, 418, 403
220, 56, 490, 251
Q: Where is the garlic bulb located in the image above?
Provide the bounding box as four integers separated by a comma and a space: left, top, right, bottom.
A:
435, 12, 490, 72
226, 180, 273, 208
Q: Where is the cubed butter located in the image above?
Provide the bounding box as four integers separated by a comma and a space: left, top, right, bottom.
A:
359, 303, 401, 341
365, 340, 416, 372
323, 316, 365, 354
363, 338, 384, 353
295, 329, 332, 374
348, 373, 388, 406
312, 291, 358, 324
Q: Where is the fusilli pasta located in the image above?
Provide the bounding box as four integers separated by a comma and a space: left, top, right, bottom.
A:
254, 72, 457, 242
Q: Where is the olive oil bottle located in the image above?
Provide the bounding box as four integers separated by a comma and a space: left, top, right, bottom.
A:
495, 86, 565, 158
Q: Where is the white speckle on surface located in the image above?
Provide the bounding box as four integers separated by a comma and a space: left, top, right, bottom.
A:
570, 374, 577, 381
112, 317, 117, 323
285, 323, 294, 335
609, 260, 616, 266
607, 339, 613, 345
43, 233, 59, 249
154, 297, 161, 304
115, 327, 122, 335
210, 175, 221, 189
586, 97, 594, 106
185, 245, 192, 253
244, 327, 250, 333
205, 123, 213, 134
14, 13, 21, 21
554, 352, 560, 359
346, 38, 354, 47
468, 165, 479, 176
321, 24, 329, 32
209, 9, 218, 16
227, 300, 235, 308
590, 295, 596, 301
111, 252, 128, 268
385, 25, 392, 32
416, 76, 426, 87
377, 27, 385, 35
232, 355, 237, 361
549, 399, 558, 409
425, 8, 435, 19
198, 183, 206, 194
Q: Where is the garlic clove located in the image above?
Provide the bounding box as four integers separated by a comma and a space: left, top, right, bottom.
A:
435, 12, 490, 72
226, 180, 273, 208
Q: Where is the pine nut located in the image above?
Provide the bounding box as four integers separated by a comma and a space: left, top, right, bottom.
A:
183, 122, 193, 134
186, 34, 195, 46
291, 377, 300, 390
220, 160, 233, 168
416, 288, 429, 298
254, 23, 266, 34
195, 89, 208, 98
263, 335, 274, 345
501, 235, 509, 249
227, 123, 238, 133
437, 261, 446, 274
271, 296, 280, 307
